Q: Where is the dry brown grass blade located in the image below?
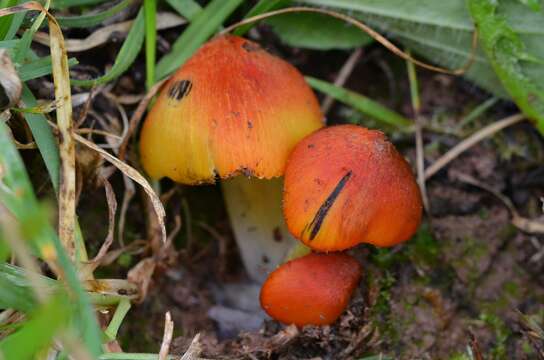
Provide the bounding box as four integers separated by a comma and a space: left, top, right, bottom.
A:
321, 48, 362, 114
33, 12, 186, 52
74, 133, 166, 243
220, 6, 478, 76
0, 49, 22, 109
0, 2, 78, 260
158, 312, 174, 360
87, 177, 118, 272
452, 170, 544, 234
118, 78, 167, 161
425, 113, 526, 180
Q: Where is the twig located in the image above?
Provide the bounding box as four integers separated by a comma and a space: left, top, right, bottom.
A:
321, 48, 363, 114
425, 113, 525, 180
406, 49, 429, 212
451, 170, 544, 234
158, 312, 174, 360
118, 78, 167, 161
220, 6, 478, 76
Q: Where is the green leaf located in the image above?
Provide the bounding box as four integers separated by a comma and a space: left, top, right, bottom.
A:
305, 76, 411, 129
18, 56, 78, 81
518, 0, 542, 12
0, 0, 18, 40
234, 0, 291, 36
72, 9, 145, 87
299, 0, 544, 99
468, 0, 544, 133
267, 12, 372, 50
0, 263, 57, 312
165, 0, 202, 21
51, 0, 109, 9
0, 293, 71, 360
21, 86, 60, 192
4, 12, 25, 41
144, 0, 157, 89
0, 121, 102, 356
156, 0, 244, 80
0, 230, 9, 264
0, 39, 18, 48
56, 0, 133, 28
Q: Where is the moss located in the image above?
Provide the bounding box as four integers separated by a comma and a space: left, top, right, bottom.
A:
479, 311, 511, 360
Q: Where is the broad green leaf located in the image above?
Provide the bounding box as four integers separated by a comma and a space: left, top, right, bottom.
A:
72, 9, 145, 87
299, 0, 544, 99
156, 0, 244, 80
306, 76, 411, 128
267, 12, 372, 50
234, 0, 291, 36
468, 0, 544, 133
165, 0, 202, 20
0, 294, 70, 360
56, 0, 133, 28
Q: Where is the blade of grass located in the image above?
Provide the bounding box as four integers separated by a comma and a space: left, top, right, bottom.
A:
305, 76, 412, 129
52, 0, 109, 9
20, 86, 60, 190
56, 0, 133, 28
0, 115, 103, 357
156, 0, 244, 80
0, 294, 70, 359
0, 39, 18, 48
233, 0, 291, 36
144, 0, 157, 90
165, 0, 202, 20
19, 56, 78, 81
456, 96, 498, 130
0, 0, 18, 40
104, 298, 131, 341
13, 0, 50, 64
71, 8, 144, 87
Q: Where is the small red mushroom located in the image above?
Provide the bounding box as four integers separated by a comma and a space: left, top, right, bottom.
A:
260, 252, 362, 326
283, 124, 423, 251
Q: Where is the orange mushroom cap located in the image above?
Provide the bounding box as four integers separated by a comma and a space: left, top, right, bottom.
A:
283, 124, 422, 251
139, 35, 323, 184
260, 252, 362, 326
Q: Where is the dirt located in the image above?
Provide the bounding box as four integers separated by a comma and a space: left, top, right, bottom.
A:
22, 15, 544, 360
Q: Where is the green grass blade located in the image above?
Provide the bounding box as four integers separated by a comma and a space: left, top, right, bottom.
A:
0, 121, 102, 356
72, 9, 145, 87
0, 39, 18, 48
156, 0, 244, 80
233, 0, 291, 36
4, 12, 25, 41
56, 0, 133, 28
19, 56, 78, 81
52, 0, 109, 9
0, 0, 18, 40
144, 0, 157, 90
467, 0, 544, 134
305, 76, 412, 129
0, 294, 71, 359
0, 230, 9, 263
14, 0, 50, 64
165, 0, 202, 20
21, 86, 60, 192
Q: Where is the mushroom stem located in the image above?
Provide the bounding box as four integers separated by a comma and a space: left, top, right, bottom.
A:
222, 176, 296, 283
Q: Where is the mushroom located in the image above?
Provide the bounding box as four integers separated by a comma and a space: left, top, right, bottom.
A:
260, 252, 362, 326
283, 124, 422, 251
139, 35, 323, 281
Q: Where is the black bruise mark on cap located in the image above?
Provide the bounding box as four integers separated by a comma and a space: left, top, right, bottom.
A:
168, 80, 192, 100
242, 41, 262, 52
305, 171, 352, 241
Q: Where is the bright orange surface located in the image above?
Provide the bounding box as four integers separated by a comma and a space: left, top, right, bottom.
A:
283, 125, 422, 250
140, 35, 323, 184
260, 253, 362, 326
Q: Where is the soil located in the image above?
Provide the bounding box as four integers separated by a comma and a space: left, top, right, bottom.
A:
21, 10, 544, 360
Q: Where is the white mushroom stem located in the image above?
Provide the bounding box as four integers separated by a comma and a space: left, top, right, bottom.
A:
222, 176, 296, 283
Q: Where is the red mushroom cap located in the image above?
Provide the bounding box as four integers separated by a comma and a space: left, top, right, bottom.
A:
260, 252, 362, 326
283, 124, 422, 251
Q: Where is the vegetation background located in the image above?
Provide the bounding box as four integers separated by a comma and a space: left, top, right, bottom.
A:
0, 0, 543, 359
